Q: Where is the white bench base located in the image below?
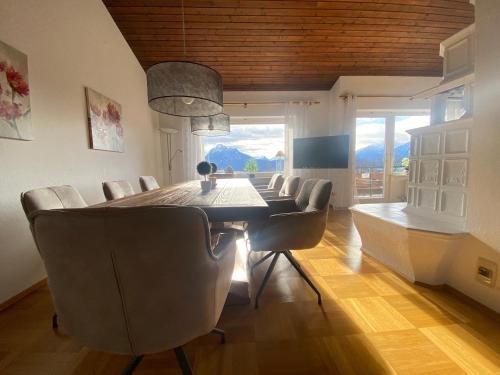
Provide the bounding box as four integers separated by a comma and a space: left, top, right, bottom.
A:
350, 203, 467, 285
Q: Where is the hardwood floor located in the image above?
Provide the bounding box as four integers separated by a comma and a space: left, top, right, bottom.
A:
1, 210, 499, 374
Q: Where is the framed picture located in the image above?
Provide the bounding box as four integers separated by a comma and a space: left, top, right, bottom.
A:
85, 87, 123, 152
0, 40, 32, 140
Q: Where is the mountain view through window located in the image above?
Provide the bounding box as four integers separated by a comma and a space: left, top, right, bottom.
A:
203, 124, 285, 172
355, 116, 430, 171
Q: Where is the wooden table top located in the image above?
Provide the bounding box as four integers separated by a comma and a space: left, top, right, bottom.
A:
94, 178, 269, 222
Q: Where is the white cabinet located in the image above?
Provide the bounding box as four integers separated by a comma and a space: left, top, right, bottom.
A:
405, 118, 472, 229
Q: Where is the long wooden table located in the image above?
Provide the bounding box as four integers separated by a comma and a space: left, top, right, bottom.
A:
94, 178, 269, 305
94, 178, 269, 222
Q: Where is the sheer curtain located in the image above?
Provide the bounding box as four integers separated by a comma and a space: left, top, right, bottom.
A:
284, 102, 309, 176
180, 118, 204, 181
343, 94, 357, 206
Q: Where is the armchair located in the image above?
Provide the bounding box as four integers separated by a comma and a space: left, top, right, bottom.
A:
259, 176, 300, 200
247, 179, 333, 308
102, 180, 135, 201
254, 173, 284, 192
20, 185, 88, 329
139, 175, 160, 192
28, 206, 236, 374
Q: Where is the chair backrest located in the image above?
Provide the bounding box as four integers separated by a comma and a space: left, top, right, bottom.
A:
21, 185, 87, 218
279, 176, 300, 197
102, 180, 135, 201
30, 206, 233, 355
294, 179, 318, 211
139, 176, 160, 192
305, 179, 333, 212
267, 173, 284, 190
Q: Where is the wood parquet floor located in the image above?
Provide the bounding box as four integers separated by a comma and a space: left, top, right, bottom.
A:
1, 210, 500, 374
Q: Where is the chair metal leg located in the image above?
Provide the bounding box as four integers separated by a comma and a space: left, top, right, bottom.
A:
250, 251, 273, 274
121, 355, 143, 375
211, 328, 226, 344
254, 252, 280, 309
52, 313, 58, 329
284, 250, 303, 270
283, 250, 322, 305
174, 346, 193, 375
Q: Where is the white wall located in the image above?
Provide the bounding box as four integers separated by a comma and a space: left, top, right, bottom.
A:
446, 0, 500, 312
0, 0, 160, 304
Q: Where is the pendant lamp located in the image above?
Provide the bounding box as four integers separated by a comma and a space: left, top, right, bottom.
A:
147, 62, 223, 117
191, 113, 230, 136
146, 0, 223, 117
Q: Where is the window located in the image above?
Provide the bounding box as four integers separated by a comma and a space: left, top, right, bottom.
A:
393, 116, 430, 174
203, 124, 285, 173
354, 114, 430, 201
355, 117, 386, 199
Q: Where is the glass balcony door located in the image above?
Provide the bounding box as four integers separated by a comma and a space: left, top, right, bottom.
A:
354, 117, 387, 201
354, 114, 430, 203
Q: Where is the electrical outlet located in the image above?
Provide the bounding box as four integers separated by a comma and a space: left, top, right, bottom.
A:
475, 257, 498, 287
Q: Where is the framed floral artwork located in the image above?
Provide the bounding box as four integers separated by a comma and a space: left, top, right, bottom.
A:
0, 40, 32, 140
85, 87, 123, 152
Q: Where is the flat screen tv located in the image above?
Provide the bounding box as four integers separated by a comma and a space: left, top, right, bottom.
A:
293, 135, 349, 169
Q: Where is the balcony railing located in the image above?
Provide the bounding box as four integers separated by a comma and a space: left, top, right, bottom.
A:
354, 166, 384, 198
354, 165, 408, 199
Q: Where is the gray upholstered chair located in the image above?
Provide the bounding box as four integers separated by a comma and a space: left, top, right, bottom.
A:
102, 180, 135, 201
247, 179, 333, 308
28, 206, 237, 375
259, 176, 300, 200
255, 173, 284, 192
139, 176, 160, 192
20, 185, 88, 329
21, 185, 87, 216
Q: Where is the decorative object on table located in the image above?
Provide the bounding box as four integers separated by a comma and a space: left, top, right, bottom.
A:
225, 165, 234, 174
0, 40, 32, 140
85, 87, 123, 152
146, 0, 223, 117
197, 161, 212, 192
160, 127, 182, 185
244, 158, 258, 179
191, 113, 230, 136
209, 162, 218, 188
275, 150, 285, 172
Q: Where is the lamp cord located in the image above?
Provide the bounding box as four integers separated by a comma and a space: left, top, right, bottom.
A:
181, 0, 186, 56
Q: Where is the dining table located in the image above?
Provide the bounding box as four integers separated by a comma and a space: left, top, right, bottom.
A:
93, 178, 269, 222
93, 178, 270, 305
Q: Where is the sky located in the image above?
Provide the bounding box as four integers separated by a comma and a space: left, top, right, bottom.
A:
203, 124, 285, 159
355, 115, 430, 150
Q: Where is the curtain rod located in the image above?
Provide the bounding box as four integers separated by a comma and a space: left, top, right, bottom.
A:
224, 100, 321, 106
339, 95, 414, 99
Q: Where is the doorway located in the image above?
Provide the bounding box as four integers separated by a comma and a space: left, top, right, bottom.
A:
353, 114, 430, 202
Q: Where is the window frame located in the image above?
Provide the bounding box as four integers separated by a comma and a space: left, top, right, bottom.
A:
354, 110, 430, 202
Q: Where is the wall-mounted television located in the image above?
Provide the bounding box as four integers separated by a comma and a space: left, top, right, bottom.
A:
293, 135, 349, 169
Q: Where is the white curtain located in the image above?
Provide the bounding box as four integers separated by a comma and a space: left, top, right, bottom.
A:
284, 102, 309, 176
343, 94, 357, 206
181, 118, 204, 181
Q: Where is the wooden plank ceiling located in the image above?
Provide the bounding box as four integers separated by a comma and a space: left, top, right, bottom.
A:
103, 0, 474, 91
